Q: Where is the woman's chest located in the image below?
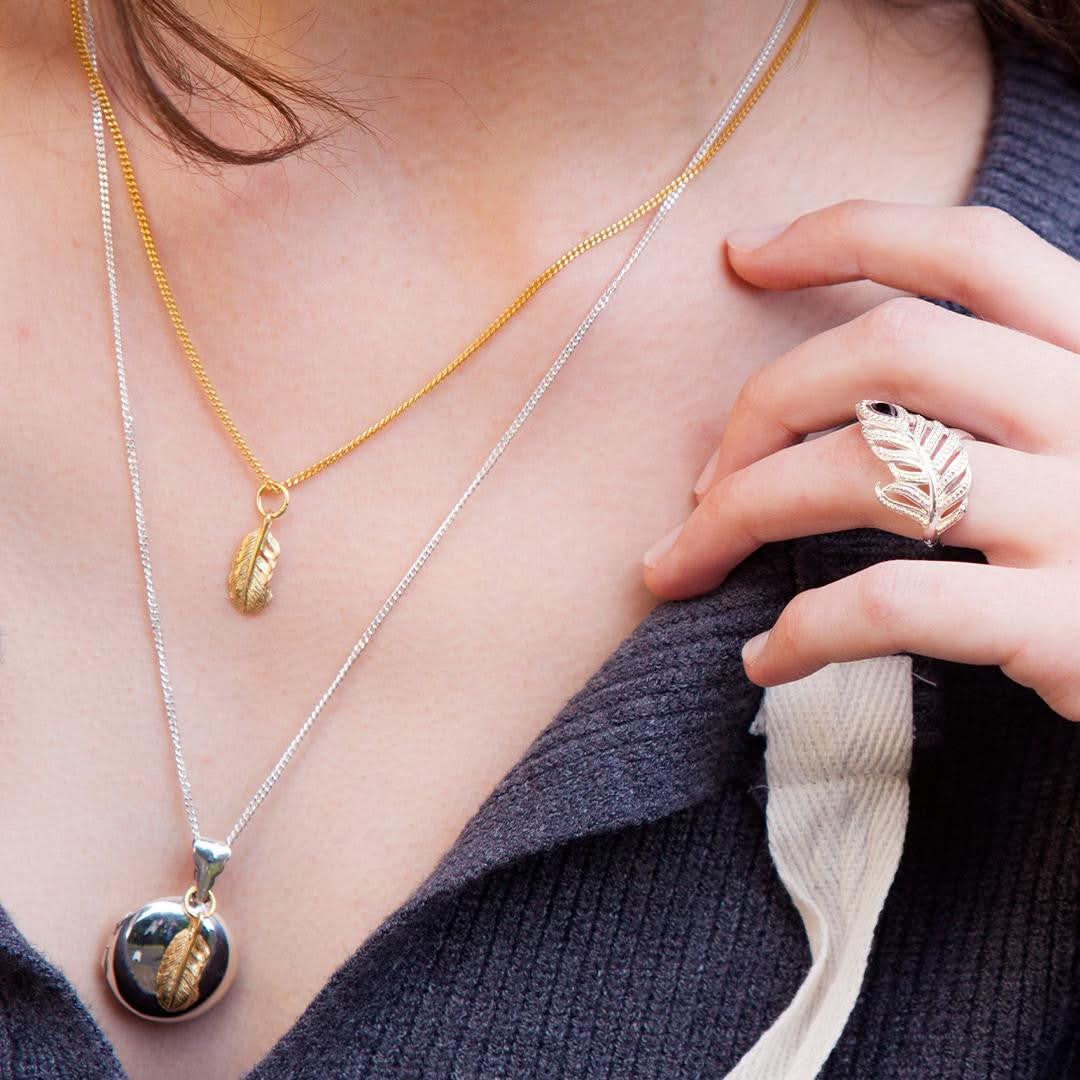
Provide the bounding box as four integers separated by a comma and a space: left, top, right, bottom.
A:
0, 163, 878, 1076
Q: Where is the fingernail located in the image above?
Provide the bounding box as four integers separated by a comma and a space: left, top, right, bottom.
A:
643, 523, 684, 569
693, 448, 721, 497
742, 631, 770, 667
726, 222, 788, 252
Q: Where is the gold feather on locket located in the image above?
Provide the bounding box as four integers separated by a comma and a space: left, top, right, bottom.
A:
155, 916, 210, 1012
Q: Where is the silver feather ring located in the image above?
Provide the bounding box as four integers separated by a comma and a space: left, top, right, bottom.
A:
855, 400, 973, 546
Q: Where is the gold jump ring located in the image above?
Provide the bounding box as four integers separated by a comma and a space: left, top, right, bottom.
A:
255, 481, 290, 520
183, 884, 217, 919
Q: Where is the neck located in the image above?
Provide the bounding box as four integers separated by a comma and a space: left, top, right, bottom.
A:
20, 1, 987, 180
170, 0, 797, 158
187, 0, 788, 82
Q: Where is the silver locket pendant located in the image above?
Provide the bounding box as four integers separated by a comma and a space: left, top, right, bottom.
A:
103, 842, 235, 1022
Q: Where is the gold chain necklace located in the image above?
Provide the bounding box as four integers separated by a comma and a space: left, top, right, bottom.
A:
71, 0, 816, 615
86, 0, 816, 1024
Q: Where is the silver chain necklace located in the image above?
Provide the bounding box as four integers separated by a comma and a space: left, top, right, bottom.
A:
87, 0, 803, 1023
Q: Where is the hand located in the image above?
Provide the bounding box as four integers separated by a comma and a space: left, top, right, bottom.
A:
642, 201, 1080, 722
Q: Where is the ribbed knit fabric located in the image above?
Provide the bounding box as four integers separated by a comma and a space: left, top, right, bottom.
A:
4, 36, 1080, 1080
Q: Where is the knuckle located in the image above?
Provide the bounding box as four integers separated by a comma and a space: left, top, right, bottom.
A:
732, 368, 772, 421
961, 205, 1019, 254
828, 199, 876, 232
712, 461, 761, 505
951, 210, 1024, 306
831, 422, 872, 468
855, 563, 909, 628
699, 471, 760, 552
861, 296, 936, 350
704, 470, 738, 509
702, 470, 750, 526
771, 590, 817, 655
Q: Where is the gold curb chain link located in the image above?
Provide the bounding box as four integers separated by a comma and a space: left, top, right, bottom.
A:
70, 0, 816, 494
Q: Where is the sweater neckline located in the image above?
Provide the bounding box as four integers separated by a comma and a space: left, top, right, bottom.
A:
2, 35, 1071, 1080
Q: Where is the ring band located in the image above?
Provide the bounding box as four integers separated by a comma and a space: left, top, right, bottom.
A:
855, 399, 973, 546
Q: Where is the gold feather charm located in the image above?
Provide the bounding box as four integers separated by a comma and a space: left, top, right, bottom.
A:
227, 481, 290, 614
228, 517, 280, 614
155, 914, 210, 1012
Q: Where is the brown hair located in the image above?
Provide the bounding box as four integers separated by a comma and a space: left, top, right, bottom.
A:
969, 1, 1080, 66
100, 0, 1080, 165
97, 0, 363, 165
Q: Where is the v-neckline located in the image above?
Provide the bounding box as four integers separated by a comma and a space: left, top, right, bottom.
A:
0, 528, 949, 1077
0, 567, 780, 1078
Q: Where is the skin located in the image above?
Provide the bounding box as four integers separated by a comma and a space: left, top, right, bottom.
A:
644, 202, 1080, 721
0, 2, 992, 1077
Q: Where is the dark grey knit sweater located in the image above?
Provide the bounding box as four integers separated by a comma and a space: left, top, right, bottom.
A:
4, 38, 1080, 1080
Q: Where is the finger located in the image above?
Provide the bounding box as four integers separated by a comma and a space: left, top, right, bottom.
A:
695, 298, 1080, 490
740, 562, 1075, 714
725, 201, 1080, 353
645, 425, 1066, 601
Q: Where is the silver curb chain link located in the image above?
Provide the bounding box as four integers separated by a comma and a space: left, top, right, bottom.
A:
85, 0, 799, 851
